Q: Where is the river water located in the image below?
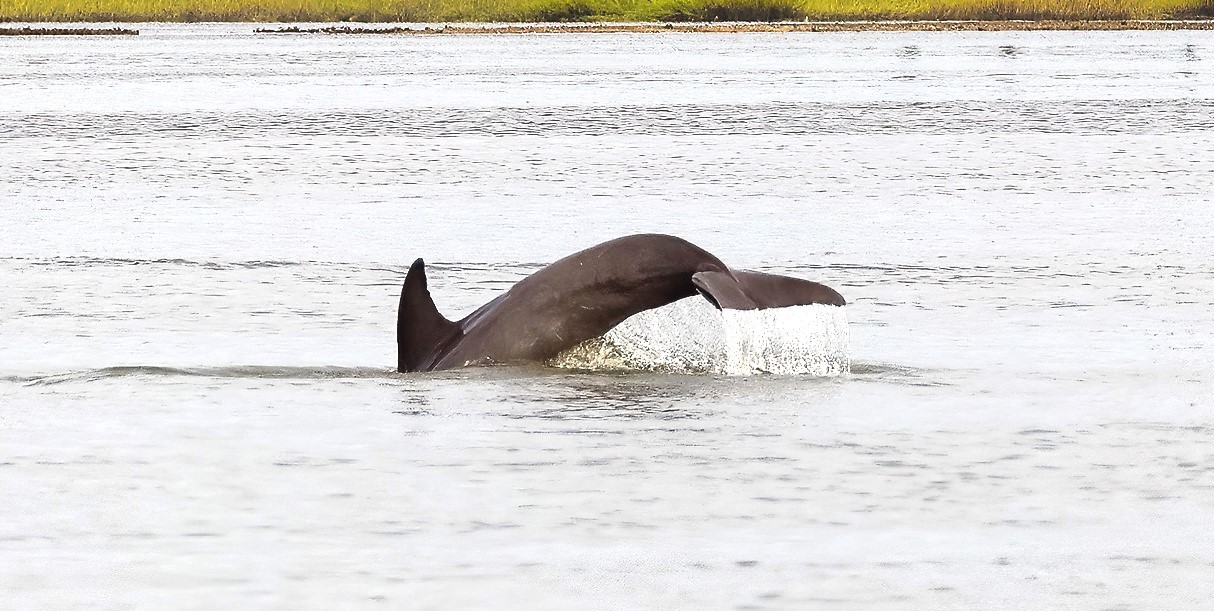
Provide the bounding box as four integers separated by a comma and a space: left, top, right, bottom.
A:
2, 23, 1213, 609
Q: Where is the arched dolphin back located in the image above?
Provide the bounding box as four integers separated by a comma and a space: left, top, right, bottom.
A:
398, 258, 461, 372
692, 269, 846, 309
395, 235, 846, 372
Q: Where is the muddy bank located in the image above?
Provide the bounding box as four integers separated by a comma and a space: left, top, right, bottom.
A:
255, 20, 1214, 34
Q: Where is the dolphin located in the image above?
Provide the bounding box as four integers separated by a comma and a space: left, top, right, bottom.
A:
397, 234, 845, 372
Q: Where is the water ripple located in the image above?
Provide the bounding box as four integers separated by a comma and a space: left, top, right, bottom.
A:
4, 99, 1212, 139
13, 365, 393, 385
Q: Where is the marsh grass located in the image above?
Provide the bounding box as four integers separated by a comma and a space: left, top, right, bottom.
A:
0, 26, 138, 33
2, 0, 1212, 22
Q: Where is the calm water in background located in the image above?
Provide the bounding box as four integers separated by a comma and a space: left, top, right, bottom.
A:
2, 24, 1213, 609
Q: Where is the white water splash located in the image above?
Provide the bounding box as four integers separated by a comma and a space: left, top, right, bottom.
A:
551, 297, 849, 376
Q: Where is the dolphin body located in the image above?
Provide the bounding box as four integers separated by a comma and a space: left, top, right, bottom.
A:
397, 234, 845, 372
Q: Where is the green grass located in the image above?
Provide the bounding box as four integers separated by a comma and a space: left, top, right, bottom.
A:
2, 0, 1212, 22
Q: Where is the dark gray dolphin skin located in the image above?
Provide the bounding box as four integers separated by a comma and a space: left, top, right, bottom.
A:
398, 234, 844, 372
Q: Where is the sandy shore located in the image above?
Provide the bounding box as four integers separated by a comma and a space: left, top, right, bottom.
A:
256, 20, 1214, 34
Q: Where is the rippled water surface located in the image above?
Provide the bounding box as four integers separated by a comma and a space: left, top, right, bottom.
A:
2, 24, 1214, 609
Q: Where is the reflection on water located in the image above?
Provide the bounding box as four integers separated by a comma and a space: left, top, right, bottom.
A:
3, 25, 1214, 611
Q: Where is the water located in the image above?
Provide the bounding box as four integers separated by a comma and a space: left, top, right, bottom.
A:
2, 24, 1214, 609
552, 300, 851, 375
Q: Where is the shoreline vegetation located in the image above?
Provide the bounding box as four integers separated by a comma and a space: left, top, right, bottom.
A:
0, 26, 138, 34
5, 21, 1214, 37
3, 0, 1213, 24
254, 20, 1214, 33
246, 20, 1214, 33
4, 21, 1209, 37
4, 21, 1214, 37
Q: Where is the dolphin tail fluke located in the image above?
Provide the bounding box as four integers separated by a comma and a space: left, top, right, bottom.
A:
398, 258, 460, 372
692, 270, 845, 311
691, 271, 756, 309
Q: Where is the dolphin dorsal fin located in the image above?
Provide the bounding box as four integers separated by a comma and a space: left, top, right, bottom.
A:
398, 258, 460, 372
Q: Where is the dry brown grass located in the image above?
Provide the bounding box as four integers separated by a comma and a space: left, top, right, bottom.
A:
1, 0, 1211, 23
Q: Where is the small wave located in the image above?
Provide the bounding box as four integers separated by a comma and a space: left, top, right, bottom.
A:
0, 257, 542, 279
14, 365, 393, 386
849, 362, 924, 376
2, 362, 968, 386
6, 257, 306, 270
5, 100, 1212, 139
847, 362, 957, 387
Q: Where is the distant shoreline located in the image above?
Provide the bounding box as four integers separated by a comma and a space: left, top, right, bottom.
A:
5, 20, 1214, 37
4, 0, 1214, 26
2, 20, 1214, 37
0, 26, 139, 35
255, 20, 1214, 33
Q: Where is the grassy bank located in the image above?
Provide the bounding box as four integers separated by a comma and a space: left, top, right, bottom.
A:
2, 0, 1213, 23
0, 26, 138, 32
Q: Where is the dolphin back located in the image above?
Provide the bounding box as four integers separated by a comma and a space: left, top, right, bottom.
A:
398, 258, 461, 372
